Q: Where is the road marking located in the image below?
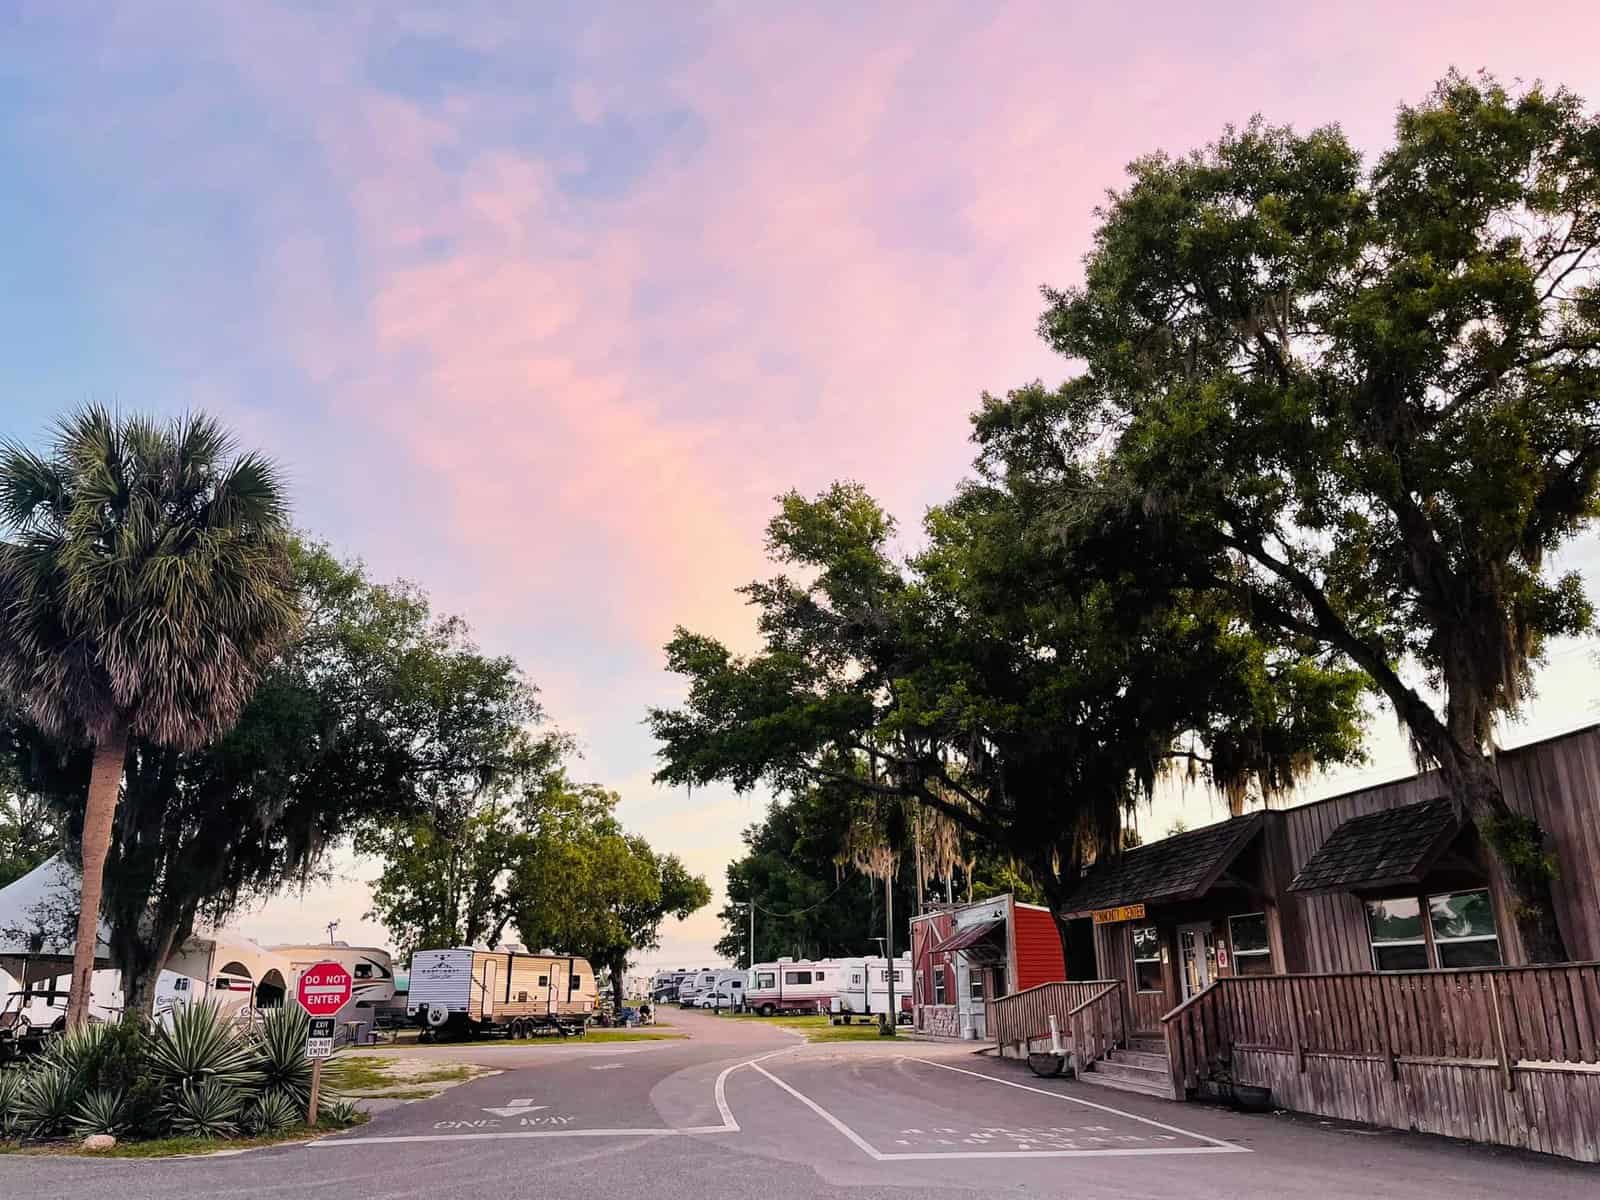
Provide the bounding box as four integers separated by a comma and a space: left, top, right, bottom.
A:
905, 1060, 1248, 1154
314, 1047, 796, 1147
481, 1100, 548, 1117
591, 1063, 624, 1071
746, 1058, 1249, 1161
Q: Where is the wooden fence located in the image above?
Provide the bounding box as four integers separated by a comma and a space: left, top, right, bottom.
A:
987, 980, 1123, 1052
1163, 963, 1600, 1163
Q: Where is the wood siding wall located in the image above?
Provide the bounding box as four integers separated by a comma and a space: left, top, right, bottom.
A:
1012, 903, 1067, 992
1278, 725, 1600, 970
987, 979, 1124, 1050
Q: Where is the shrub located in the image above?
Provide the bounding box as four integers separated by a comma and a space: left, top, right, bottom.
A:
43, 1017, 162, 1135
243, 1088, 301, 1136
252, 1006, 313, 1106
71, 1088, 130, 1138
15, 1064, 80, 1138
146, 1003, 263, 1093
162, 1081, 245, 1138
0, 1069, 26, 1138
323, 1098, 361, 1127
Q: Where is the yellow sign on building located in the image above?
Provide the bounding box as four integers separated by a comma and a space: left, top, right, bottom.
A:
1091, 903, 1147, 925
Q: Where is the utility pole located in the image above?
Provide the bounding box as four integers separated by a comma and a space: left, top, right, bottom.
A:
883, 874, 896, 1037
326, 919, 340, 945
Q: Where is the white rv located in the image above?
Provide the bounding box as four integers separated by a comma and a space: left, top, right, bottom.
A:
271, 943, 395, 1026
831, 955, 913, 1024
407, 946, 597, 1038
746, 957, 839, 1016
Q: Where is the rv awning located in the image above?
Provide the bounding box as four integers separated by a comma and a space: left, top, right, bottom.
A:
1289, 798, 1461, 895
939, 919, 1005, 953
1060, 813, 1267, 918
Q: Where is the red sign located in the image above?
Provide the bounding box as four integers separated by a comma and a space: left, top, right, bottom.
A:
296, 961, 352, 1017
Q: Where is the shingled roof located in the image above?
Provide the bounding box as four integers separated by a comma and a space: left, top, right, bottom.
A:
1060, 813, 1267, 917
1288, 798, 1461, 895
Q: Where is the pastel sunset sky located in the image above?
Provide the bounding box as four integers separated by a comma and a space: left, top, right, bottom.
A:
3, 2, 1598, 971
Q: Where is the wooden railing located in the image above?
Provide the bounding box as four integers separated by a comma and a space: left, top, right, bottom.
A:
987, 980, 1125, 1051
1162, 962, 1600, 1096
1068, 981, 1125, 1072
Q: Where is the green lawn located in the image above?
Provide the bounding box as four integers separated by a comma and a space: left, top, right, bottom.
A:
714, 1012, 906, 1042
323, 1055, 480, 1096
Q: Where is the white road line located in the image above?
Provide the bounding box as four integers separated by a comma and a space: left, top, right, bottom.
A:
750, 1062, 886, 1160
746, 1058, 1249, 1161
315, 1047, 796, 1147
905, 1059, 1248, 1153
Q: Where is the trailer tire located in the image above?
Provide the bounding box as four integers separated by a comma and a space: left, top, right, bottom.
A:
425, 1003, 450, 1030
1026, 1052, 1067, 1078
758, 1003, 776, 1017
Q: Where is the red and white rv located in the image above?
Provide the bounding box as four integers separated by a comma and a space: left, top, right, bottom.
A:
745, 957, 840, 1016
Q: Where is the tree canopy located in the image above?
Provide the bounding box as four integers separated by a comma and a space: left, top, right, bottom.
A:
651, 478, 1367, 947
998, 71, 1600, 959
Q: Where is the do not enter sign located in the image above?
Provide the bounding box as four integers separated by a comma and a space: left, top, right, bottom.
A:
297, 961, 352, 1017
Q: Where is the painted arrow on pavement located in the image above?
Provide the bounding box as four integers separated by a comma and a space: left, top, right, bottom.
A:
482, 1099, 549, 1117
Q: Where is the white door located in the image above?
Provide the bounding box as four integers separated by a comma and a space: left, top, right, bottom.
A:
480, 959, 498, 1022
1177, 924, 1217, 1001
548, 964, 561, 1016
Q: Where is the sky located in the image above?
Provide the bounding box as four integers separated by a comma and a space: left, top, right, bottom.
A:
3, 1, 1599, 974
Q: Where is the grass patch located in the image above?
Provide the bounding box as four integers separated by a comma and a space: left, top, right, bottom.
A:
0, 1114, 369, 1158
714, 1012, 906, 1042
323, 1055, 480, 1096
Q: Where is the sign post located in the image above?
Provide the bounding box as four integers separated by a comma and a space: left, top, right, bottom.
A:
296, 961, 352, 1126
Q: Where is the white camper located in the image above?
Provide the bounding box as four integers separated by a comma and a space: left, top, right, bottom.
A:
831, 955, 912, 1024
271, 943, 395, 1026
407, 946, 597, 1038
745, 957, 839, 1016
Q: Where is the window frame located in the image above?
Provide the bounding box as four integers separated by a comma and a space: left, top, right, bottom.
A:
1131, 925, 1164, 994
1227, 912, 1273, 975
754, 971, 776, 989
968, 970, 985, 1002
783, 970, 812, 986
933, 965, 947, 1005
1366, 887, 1502, 971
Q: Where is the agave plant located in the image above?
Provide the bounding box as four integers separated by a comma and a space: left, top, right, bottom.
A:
243, 1089, 302, 1136
251, 1005, 313, 1106
323, 1098, 361, 1128
162, 1081, 245, 1139
15, 1064, 80, 1138
0, 1069, 27, 1138
146, 1003, 263, 1093
37, 1021, 114, 1078
71, 1088, 130, 1138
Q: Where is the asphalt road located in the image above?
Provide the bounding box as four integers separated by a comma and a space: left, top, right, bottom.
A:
4, 1008, 1598, 1198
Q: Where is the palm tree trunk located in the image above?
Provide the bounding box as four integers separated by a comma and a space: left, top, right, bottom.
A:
67, 721, 129, 1030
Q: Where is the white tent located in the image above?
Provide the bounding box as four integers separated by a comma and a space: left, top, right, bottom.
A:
0, 856, 295, 1012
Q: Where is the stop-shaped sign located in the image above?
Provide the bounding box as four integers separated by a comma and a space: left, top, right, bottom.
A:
296, 961, 353, 1017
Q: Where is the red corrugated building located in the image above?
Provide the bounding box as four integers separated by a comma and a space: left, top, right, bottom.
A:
909, 893, 1065, 1040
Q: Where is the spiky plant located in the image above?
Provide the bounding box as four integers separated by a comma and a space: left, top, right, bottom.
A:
145, 1002, 263, 1093
0, 1069, 27, 1138
243, 1089, 302, 1136
161, 1081, 244, 1139
323, 1098, 361, 1127
15, 1064, 80, 1138
70, 1088, 129, 1138
251, 1004, 313, 1106
37, 1019, 113, 1078
0, 407, 298, 1027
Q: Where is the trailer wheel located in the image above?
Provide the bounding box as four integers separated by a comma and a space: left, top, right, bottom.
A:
758, 1003, 776, 1017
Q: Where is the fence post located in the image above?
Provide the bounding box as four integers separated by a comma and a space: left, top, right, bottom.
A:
1488, 973, 1515, 1093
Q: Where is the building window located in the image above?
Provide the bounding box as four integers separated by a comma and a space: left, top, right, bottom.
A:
784, 971, 812, 986
1367, 898, 1431, 971
755, 972, 775, 989
933, 966, 947, 1005
1132, 925, 1163, 993
1429, 889, 1502, 968
1228, 912, 1273, 976
969, 971, 985, 1002
1368, 889, 1502, 970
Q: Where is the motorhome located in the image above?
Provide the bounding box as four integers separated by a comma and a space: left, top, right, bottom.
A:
745, 957, 840, 1016
651, 968, 692, 1004
272, 942, 396, 1026
407, 946, 597, 1038
676, 967, 747, 1008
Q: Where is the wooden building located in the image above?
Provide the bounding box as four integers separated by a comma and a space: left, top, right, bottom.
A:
909, 893, 1064, 1040
1065, 723, 1600, 1034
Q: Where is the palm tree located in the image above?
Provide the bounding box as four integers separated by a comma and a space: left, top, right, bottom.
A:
0, 407, 298, 1027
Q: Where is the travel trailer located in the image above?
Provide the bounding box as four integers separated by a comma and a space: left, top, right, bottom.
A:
745, 957, 840, 1016
676, 967, 747, 1008
407, 946, 597, 1038
272, 943, 396, 1026
830, 955, 913, 1024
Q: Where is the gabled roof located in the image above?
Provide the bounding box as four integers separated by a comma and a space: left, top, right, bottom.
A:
1061, 813, 1267, 917
1288, 798, 1460, 895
